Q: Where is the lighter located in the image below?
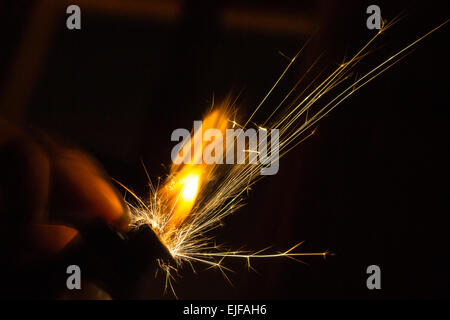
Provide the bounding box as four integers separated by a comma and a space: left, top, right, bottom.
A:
48, 222, 174, 299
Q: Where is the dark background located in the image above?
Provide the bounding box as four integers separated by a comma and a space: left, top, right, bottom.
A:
0, 0, 449, 299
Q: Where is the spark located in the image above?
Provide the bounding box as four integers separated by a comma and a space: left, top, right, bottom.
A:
118, 19, 448, 295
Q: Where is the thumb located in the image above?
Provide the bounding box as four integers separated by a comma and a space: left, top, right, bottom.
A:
50, 148, 130, 232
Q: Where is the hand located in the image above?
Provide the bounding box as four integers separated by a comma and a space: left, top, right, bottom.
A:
0, 117, 130, 264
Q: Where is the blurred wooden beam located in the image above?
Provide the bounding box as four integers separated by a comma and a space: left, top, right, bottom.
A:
73, 0, 182, 21
222, 6, 317, 36
0, 0, 60, 122
0, 0, 317, 123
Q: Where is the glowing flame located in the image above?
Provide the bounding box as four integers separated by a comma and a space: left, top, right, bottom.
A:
161, 107, 231, 239
181, 173, 200, 202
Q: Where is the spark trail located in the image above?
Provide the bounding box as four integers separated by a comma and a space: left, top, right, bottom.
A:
120, 19, 448, 296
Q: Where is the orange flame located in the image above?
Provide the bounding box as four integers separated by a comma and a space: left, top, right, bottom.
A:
161, 108, 230, 237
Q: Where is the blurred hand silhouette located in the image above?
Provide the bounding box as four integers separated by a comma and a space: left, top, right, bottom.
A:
0, 118, 130, 298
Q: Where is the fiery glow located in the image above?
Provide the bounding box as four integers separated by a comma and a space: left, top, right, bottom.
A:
122, 19, 448, 296
157, 108, 231, 243
181, 173, 200, 202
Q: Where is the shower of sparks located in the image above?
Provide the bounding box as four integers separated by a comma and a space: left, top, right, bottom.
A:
119, 19, 448, 296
